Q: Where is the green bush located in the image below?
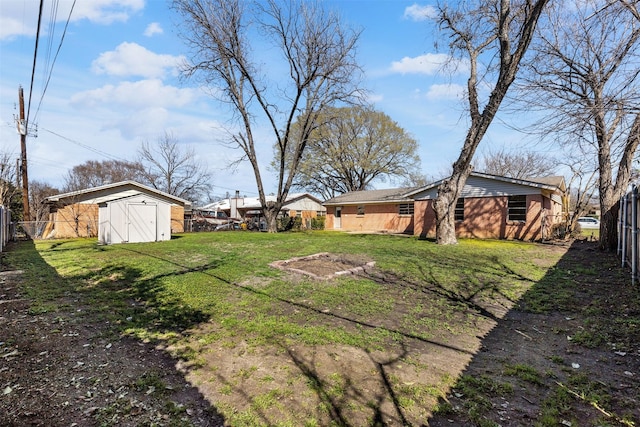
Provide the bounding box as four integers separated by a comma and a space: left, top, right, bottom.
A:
311, 216, 325, 230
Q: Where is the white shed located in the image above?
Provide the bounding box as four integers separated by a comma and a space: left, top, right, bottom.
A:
98, 193, 175, 244
45, 181, 192, 244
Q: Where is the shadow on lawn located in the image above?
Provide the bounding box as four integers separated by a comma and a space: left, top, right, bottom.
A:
7, 239, 226, 426
426, 239, 640, 427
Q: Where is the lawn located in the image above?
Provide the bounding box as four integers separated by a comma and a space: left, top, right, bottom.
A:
11, 231, 566, 426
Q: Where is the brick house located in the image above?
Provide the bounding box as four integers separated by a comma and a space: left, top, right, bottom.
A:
323, 172, 567, 241
45, 181, 192, 244
323, 187, 417, 234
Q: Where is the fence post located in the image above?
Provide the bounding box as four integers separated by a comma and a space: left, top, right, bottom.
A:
633, 186, 638, 284
619, 193, 625, 257
0, 207, 4, 252
621, 192, 628, 267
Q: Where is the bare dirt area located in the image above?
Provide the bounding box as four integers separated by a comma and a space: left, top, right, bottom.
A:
429, 240, 640, 426
0, 269, 223, 427
1, 239, 638, 426
269, 252, 376, 278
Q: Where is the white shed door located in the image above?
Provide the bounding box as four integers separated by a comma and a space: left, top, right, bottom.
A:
127, 204, 157, 243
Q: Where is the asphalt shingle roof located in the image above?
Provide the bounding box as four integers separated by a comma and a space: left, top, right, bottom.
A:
323, 187, 417, 205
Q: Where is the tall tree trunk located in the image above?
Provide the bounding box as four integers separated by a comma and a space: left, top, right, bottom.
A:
263, 205, 280, 233
600, 198, 619, 251
433, 188, 457, 244
431, 0, 549, 244
433, 163, 473, 244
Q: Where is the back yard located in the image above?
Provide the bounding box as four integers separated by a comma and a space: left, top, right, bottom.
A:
0, 232, 638, 426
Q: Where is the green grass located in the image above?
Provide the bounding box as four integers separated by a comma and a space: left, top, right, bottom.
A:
3, 231, 565, 426
14, 233, 556, 348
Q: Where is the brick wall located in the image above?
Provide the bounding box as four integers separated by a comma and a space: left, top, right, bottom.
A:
415, 195, 549, 241
51, 203, 99, 238
326, 204, 414, 234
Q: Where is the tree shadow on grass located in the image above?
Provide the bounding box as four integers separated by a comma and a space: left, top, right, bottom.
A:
4, 240, 225, 426
427, 240, 640, 426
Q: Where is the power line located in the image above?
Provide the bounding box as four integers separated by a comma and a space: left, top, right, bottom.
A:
41, 127, 127, 162
34, 0, 77, 124
26, 0, 45, 130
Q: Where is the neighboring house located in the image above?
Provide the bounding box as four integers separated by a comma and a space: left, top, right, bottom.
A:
323, 188, 417, 234
199, 192, 326, 228
409, 172, 566, 241
45, 181, 192, 244
323, 172, 567, 241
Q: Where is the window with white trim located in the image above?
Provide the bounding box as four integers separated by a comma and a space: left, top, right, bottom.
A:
357, 205, 365, 216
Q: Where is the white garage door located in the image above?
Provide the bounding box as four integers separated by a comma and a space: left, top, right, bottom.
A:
127, 203, 157, 243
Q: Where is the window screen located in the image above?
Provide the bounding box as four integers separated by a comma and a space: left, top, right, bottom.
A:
508, 195, 527, 221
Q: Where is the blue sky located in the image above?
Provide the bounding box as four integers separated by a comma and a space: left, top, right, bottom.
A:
0, 0, 541, 200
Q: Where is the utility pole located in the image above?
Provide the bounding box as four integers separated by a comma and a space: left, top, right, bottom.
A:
18, 86, 29, 221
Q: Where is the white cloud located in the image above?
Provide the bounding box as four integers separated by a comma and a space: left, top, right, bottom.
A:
426, 83, 465, 100
403, 4, 437, 21
91, 42, 184, 78
390, 53, 469, 75
0, 17, 35, 41
366, 93, 384, 104
144, 22, 163, 37
70, 79, 197, 110
113, 107, 170, 139
391, 53, 449, 75
70, 0, 145, 25
0, 0, 145, 40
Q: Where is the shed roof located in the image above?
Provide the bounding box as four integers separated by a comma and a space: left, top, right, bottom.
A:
46, 181, 192, 210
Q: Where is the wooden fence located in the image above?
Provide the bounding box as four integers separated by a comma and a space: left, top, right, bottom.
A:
618, 186, 639, 284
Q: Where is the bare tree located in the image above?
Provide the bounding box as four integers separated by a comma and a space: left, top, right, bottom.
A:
476, 147, 557, 179
0, 151, 21, 217
562, 155, 599, 232
138, 131, 212, 203
431, 0, 549, 244
29, 180, 58, 223
63, 159, 145, 192
173, 0, 362, 231
519, 0, 640, 250
289, 106, 422, 200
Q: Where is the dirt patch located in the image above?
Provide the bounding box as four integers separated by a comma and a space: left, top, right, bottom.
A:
269, 252, 375, 279
0, 269, 223, 426
429, 240, 640, 426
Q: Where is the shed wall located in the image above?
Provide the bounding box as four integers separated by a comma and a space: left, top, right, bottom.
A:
99, 194, 173, 244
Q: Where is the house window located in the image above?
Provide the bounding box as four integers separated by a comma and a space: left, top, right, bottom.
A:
357, 205, 365, 216
398, 203, 414, 215
316, 211, 326, 217
455, 198, 464, 221
296, 211, 302, 218
508, 195, 527, 221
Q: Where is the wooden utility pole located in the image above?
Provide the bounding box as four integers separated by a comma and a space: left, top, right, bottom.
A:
18, 86, 29, 220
